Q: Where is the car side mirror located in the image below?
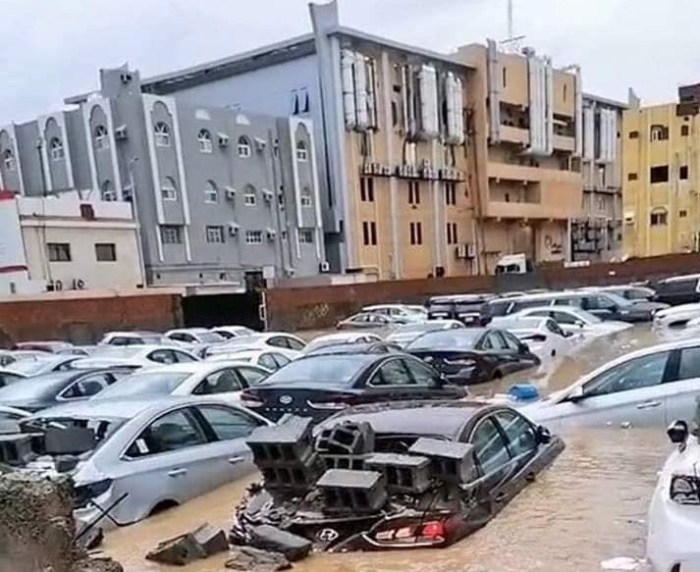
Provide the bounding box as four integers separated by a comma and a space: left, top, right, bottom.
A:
667, 420, 689, 446
567, 386, 585, 403
518, 342, 530, 354
575, 321, 585, 328
535, 425, 551, 445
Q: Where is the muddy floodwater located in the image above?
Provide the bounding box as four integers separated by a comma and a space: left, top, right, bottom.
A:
103, 326, 673, 572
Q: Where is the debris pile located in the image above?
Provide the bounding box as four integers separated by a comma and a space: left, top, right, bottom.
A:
146, 523, 229, 566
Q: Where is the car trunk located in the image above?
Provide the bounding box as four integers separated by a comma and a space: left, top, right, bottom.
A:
244, 384, 361, 422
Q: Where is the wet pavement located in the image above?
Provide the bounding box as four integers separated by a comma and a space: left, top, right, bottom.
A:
102, 325, 673, 572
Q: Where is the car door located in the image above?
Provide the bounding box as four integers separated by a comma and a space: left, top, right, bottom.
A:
363, 357, 417, 402
500, 331, 540, 371
662, 345, 700, 424
541, 350, 672, 430
402, 357, 465, 400
480, 331, 519, 374
192, 367, 246, 403
148, 349, 177, 365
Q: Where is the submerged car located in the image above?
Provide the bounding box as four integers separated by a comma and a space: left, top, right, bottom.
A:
406, 328, 541, 385
508, 306, 632, 339
490, 316, 575, 360
71, 345, 199, 370
206, 349, 292, 371
232, 401, 564, 552
304, 332, 383, 354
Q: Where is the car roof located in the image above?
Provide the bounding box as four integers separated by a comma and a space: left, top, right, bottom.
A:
306, 342, 397, 356
660, 274, 700, 283
323, 401, 490, 440
126, 362, 220, 375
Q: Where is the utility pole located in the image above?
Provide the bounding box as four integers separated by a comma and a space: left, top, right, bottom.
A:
501, 0, 525, 53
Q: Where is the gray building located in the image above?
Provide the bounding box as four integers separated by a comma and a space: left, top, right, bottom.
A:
0, 67, 325, 289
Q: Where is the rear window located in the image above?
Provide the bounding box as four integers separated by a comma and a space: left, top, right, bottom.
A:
94, 372, 191, 399
407, 330, 482, 350
259, 355, 373, 386
658, 279, 698, 294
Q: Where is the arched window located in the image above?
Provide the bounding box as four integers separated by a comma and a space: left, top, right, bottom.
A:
243, 184, 257, 206
161, 177, 178, 201
650, 124, 669, 142
49, 137, 64, 161
300, 186, 313, 207
650, 207, 668, 226
94, 125, 109, 150
101, 180, 117, 202
198, 129, 212, 153
296, 140, 309, 162
154, 122, 171, 147
237, 136, 251, 158
3, 149, 15, 171
204, 180, 218, 203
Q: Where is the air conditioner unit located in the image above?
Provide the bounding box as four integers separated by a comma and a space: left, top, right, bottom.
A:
254, 137, 267, 152
466, 243, 476, 258
319, 261, 330, 272
262, 189, 274, 202
227, 222, 240, 236
381, 165, 392, 176
114, 126, 128, 140
266, 229, 277, 241
225, 187, 236, 200
218, 133, 230, 147
455, 244, 467, 259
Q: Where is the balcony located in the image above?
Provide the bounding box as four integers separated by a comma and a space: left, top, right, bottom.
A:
499, 125, 530, 146
487, 162, 581, 185
553, 134, 575, 152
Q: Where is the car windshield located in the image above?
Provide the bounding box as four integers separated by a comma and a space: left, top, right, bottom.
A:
91, 347, 144, 359
195, 332, 225, 343
6, 358, 58, 375
407, 329, 483, 350
602, 292, 632, 307
94, 372, 191, 399
0, 372, 74, 399
260, 355, 373, 386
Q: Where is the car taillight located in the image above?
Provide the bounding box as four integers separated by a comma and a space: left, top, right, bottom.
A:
420, 521, 446, 539
444, 358, 476, 366
306, 393, 358, 410
240, 389, 263, 407
73, 479, 113, 509
374, 520, 446, 542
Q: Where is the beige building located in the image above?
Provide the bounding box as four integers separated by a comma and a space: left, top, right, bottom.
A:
0, 193, 144, 295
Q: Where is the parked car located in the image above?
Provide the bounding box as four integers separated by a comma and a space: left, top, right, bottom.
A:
165, 328, 226, 345
206, 349, 292, 372
361, 304, 428, 324
6, 355, 80, 377
92, 362, 270, 404
0, 350, 17, 367
22, 397, 271, 532
581, 284, 657, 302
239, 352, 467, 422
13, 341, 74, 353
233, 401, 563, 552
71, 346, 200, 370
426, 294, 493, 325
206, 333, 307, 356
99, 331, 169, 346
647, 417, 700, 572
521, 338, 700, 430
336, 312, 398, 330
405, 328, 541, 385
304, 341, 402, 356
56, 346, 101, 357
385, 320, 465, 348
0, 369, 27, 388
304, 333, 383, 354
210, 325, 256, 340
508, 306, 632, 338
654, 274, 700, 306
0, 368, 132, 412
490, 316, 574, 359
653, 304, 700, 329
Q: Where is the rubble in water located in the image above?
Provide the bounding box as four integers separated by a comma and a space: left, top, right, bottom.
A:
146, 523, 228, 566
225, 546, 292, 572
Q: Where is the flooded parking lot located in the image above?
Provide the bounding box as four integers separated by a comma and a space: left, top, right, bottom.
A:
103, 326, 673, 571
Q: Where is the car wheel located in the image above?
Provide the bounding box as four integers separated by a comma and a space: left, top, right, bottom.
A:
149, 500, 179, 516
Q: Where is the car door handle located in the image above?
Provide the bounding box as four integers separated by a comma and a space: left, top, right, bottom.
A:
167, 468, 188, 477
228, 456, 245, 465
494, 491, 506, 503
636, 400, 662, 410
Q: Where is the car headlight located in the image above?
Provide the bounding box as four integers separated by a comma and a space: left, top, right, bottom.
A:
670, 475, 700, 505
73, 479, 113, 509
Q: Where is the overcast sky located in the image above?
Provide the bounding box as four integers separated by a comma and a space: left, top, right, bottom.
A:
2, 0, 698, 124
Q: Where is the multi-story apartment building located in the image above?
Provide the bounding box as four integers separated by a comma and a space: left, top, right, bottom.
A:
573, 94, 625, 261
623, 84, 700, 257
0, 68, 324, 289
458, 42, 584, 273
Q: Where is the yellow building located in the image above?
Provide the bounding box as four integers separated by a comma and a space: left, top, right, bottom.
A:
623, 85, 700, 257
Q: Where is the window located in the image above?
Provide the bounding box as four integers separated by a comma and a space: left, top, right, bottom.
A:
204, 180, 218, 204
238, 367, 268, 385
360, 177, 375, 202
244, 185, 257, 206
408, 181, 421, 205
95, 243, 116, 262
446, 222, 458, 245
300, 187, 313, 207
627, 173, 638, 181
48, 243, 71, 262
581, 351, 670, 398
197, 406, 260, 441
61, 375, 108, 400
650, 125, 669, 141
650, 209, 668, 226
682, 125, 690, 137
502, 66, 507, 88
410, 222, 423, 246
296, 140, 309, 162
370, 359, 413, 386
563, 83, 567, 102
403, 359, 440, 386
299, 229, 314, 244
681, 165, 689, 180
49, 137, 64, 161
126, 409, 205, 458
2, 149, 14, 171
194, 369, 243, 395
362, 221, 377, 246
628, 131, 639, 139
237, 136, 251, 158
94, 125, 109, 150
161, 177, 177, 201
678, 346, 700, 381
154, 122, 170, 147
271, 353, 291, 368
206, 226, 225, 244
197, 129, 212, 153
101, 180, 117, 202
160, 225, 182, 244
650, 165, 669, 184
445, 182, 457, 206
680, 209, 688, 218
471, 418, 511, 476
246, 230, 263, 245
259, 354, 277, 370
495, 410, 537, 458
172, 350, 197, 363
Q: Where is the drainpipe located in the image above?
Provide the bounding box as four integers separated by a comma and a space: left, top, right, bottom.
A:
128, 157, 147, 287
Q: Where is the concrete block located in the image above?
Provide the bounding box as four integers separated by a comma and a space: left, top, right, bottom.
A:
365, 452, 431, 494
192, 523, 229, 556
247, 416, 313, 466
225, 546, 291, 572
145, 533, 206, 566
260, 453, 323, 492
321, 454, 368, 472
316, 469, 387, 514
315, 422, 374, 455
408, 437, 476, 484
248, 525, 312, 562
0, 433, 35, 466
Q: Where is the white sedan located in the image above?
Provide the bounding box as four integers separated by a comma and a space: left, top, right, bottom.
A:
507, 306, 632, 339
206, 349, 292, 371
653, 304, 700, 329
205, 333, 306, 358
91, 362, 270, 405
165, 328, 226, 345
490, 316, 574, 360
211, 325, 256, 340
71, 345, 200, 370
647, 420, 700, 572
304, 332, 383, 354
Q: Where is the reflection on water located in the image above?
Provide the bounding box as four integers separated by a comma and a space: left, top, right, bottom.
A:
103, 325, 672, 572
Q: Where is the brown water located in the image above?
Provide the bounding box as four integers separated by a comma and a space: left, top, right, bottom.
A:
102, 326, 671, 572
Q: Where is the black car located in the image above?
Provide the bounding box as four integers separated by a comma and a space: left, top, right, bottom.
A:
405, 328, 540, 385
239, 352, 467, 422
232, 401, 564, 552
0, 368, 132, 412
427, 294, 492, 325
653, 274, 700, 306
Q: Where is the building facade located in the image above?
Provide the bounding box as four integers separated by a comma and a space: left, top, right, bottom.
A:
0, 193, 143, 296
623, 84, 700, 257
0, 68, 324, 289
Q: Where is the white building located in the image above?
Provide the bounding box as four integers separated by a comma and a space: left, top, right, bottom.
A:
0, 192, 144, 295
